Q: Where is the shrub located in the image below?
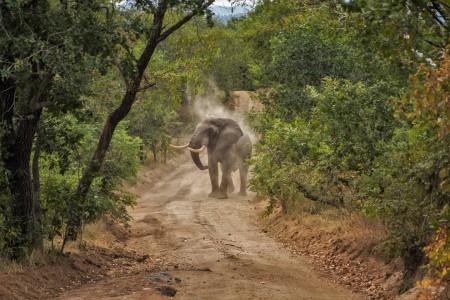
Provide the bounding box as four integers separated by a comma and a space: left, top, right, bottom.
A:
39, 121, 140, 250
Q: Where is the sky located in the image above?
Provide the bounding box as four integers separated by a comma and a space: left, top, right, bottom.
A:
214, 0, 233, 7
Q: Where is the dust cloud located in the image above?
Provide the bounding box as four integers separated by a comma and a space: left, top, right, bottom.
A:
192, 80, 233, 120
191, 80, 257, 141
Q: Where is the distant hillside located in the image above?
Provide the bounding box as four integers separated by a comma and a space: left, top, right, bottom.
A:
210, 5, 250, 23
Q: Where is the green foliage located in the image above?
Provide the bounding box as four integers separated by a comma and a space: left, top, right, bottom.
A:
38, 114, 85, 174
249, 77, 401, 212
39, 119, 140, 248
100, 122, 142, 183
269, 29, 358, 88
310, 78, 400, 171
241, 2, 409, 121
40, 169, 77, 245
402, 50, 450, 140
249, 118, 310, 212
244, 0, 449, 267
0, 0, 219, 256
205, 24, 254, 95
0, 0, 117, 113
425, 223, 450, 284
354, 0, 450, 60
129, 99, 178, 162
357, 97, 449, 259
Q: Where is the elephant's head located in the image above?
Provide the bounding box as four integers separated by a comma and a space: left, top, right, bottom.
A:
171, 117, 243, 170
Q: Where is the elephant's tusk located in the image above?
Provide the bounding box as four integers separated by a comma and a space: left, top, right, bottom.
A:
187, 144, 207, 153
170, 143, 189, 149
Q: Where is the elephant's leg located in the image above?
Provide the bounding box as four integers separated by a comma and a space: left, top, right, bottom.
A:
208, 162, 222, 198
218, 163, 234, 199
227, 172, 234, 194
238, 164, 249, 196
227, 175, 235, 193
221, 164, 235, 193
218, 173, 230, 199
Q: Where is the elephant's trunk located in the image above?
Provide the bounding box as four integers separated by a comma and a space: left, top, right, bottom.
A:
190, 151, 208, 170
189, 129, 208, 170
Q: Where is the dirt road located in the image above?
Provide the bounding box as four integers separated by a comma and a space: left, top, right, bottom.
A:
137, 158, 366, 300
55, 154, 363, 300
55, 92, 363, 299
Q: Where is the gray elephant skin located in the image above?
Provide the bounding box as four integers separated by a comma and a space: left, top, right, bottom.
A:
173, 117, 252, 199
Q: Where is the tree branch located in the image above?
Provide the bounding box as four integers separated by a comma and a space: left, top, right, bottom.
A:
157, 0, 214, 43
430, 0, 450, 19
425, 5, 446, 28
138, 82, 156, 92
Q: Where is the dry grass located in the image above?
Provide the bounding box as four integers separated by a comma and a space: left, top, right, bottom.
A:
0, 247, 53, 274
59, 220, 124, 256
0, 218, 125, 276
81, 221, 118, 246
274, 197, 387, 252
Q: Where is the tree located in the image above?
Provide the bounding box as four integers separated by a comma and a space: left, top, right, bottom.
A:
66, 0, 216, 240
405, 49, 450, 140
204, 24, 255, 96
353, 0, 450, 60
243, 0, 449, 275
0, 0, 217, 257
129, 98, 178, 163
0, 0, 115, 257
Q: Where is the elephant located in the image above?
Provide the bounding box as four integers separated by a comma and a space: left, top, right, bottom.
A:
171, 117, 252, 199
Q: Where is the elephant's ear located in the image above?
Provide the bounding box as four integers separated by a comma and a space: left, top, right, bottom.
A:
215, 118, 243, 147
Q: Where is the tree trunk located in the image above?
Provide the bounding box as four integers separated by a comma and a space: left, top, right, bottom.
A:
1, 51, 54, 256
6, 114, 43, 256
0, 79, 41, 259
32, 134, 42, 248
1, 76, 42, 256
151, 142, 157, 162
139, 143, 145, 162
65, 88, 140, 241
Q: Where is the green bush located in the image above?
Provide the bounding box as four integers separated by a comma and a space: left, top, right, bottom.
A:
310, 78, 400, 172
249, 118, 310, 212
243, 0, 449, 280
250, 78, 401, 210
39, 121, 140, 249
359, 123, 450, 258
